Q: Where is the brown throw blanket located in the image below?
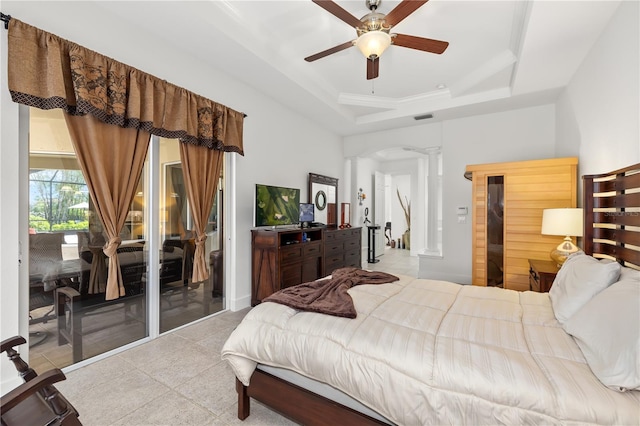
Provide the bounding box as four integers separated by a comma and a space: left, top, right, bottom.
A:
263, 267, 399, 318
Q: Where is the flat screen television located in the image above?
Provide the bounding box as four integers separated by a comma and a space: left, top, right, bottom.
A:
254, 184, 300, 227
299, 202, 315, 225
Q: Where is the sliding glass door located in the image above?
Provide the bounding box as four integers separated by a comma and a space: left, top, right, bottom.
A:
27, 108, 224, 372
157, 138, 224, 333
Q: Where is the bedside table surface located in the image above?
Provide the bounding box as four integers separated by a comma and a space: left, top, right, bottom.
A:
528, 259, 560, 274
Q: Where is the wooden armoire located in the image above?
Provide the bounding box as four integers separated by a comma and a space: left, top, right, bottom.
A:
465, 157, 578, 291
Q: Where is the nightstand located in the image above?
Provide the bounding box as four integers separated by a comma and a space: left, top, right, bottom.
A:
528, 259, 560, 293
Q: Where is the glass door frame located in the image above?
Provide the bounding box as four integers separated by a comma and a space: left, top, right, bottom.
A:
19, 111, 233, 368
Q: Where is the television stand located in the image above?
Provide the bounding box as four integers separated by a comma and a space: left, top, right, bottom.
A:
251, 227, 362, 305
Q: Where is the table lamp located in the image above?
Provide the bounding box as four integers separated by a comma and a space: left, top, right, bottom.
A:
541, 208, 583, 266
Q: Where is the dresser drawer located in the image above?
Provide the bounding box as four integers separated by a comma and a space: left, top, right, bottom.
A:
325, 254, 343, 265
344, 253, 361, 267
344, 248, 361, 259
324, 242, 343, 256
281, 263, 302, 288
343, 238, 360, 251
303, 242, 322, 256
280, 246, 302, 263
324, 259, 344, 275
333, 230, 348, 240
528, 259, 559, 293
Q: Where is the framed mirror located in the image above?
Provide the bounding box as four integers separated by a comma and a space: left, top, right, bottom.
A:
308, 173, 338, 226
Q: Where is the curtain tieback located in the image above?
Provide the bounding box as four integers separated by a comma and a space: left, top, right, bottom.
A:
195, 234, 207, 247
104, 237, 122, 258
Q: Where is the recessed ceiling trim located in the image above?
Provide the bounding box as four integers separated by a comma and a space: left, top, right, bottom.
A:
448, 50, 517, 97
354, 87, 512, 124
338, 89, 451, 109
508, 0, 533, 90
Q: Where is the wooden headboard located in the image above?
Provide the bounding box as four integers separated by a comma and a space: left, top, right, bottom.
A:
583, 163, 640, 269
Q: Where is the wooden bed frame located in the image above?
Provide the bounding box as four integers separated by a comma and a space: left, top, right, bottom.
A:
235, 162, 640, 425
583, 163, 640, 268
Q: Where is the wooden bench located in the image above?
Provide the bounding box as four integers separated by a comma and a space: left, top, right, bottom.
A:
55, 245, 146, 363
55, 287, 144, 364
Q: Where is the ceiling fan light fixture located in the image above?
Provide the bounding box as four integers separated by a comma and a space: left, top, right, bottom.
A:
355, 30, 391, 59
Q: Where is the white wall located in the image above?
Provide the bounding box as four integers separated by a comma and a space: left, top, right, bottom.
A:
344, 123, 443, 158
349, 157, 379, 257
556, 0, 639, 179
0, 16, 25, 393
234, 101, 343, 308
345, 104, 557, 283
432, 105, 556, 283
0, 1, 342, 392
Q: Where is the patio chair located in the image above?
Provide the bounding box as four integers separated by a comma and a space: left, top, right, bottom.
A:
29, 233, 65, 329
0, 335, 82, 425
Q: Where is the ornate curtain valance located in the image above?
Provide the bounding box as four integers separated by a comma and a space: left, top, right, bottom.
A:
7, 18, 244, 154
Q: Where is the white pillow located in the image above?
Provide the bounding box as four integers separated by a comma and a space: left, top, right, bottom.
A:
549, 252, 621, 324
564, 267, 640, 391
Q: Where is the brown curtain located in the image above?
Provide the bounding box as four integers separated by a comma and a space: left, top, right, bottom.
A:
65, 114, 151, 300
7, 18, 245, 153
7, 17, 245, 298
179, 143, 223, 283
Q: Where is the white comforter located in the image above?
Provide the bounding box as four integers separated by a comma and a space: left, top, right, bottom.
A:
221, 275, 640, 425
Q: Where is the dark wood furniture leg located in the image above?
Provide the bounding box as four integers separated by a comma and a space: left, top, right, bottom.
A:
236, 378, 250, 420
236, 369, 386, 425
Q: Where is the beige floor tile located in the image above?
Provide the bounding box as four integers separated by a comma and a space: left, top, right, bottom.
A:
173, 313, 240, 343
55, 354, 134, 401
174, 361, 237, 417
195, 324, 239, 361
67, 368, 171, 425
215, 307, 252, 325
43, 251, 416, 425
217, 399, 297, 426
118, 334, 216, 388
112, 391, 218, 426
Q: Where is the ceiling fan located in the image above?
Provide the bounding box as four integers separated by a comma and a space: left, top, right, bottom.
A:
305, 0, 449, 80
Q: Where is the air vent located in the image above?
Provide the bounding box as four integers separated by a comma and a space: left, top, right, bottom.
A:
414, 113, 433, 121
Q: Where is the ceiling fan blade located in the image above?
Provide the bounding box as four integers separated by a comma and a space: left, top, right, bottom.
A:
385, 0, 429, 27
392, 33, 449, 54
367, 57, 379, 80
305, 41, 354, 62
312, 0, 363, 28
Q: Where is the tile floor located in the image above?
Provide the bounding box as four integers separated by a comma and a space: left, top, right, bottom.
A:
47, 247, 417, 425
29, 285, 224, 374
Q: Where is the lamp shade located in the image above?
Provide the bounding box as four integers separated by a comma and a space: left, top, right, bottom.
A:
355, 31, 391, 59
541, 208, 583, 237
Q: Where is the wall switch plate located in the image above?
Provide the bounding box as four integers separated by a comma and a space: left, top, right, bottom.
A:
457, 207, 468, 215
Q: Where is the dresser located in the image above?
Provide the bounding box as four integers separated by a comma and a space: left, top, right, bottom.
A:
323, 227, 362, 276
250, 227, 362, 305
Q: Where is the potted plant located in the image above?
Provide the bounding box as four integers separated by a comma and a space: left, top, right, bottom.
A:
397, 188, 410, 249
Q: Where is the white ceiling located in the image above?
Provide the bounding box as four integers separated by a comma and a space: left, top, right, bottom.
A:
90, 0, 620, 138
10, 1, 622, 139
